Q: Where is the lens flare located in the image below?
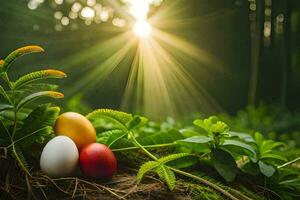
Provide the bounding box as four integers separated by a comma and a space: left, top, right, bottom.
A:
133, 20, 152, 38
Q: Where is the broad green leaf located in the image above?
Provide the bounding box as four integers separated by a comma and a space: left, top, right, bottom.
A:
260, 153, 287, 162
228, 131, 255, 143
14, 105, 60, 147
258, 161, 276, 177
16, 91, 64, 110
241, 162, 260, 176
254, 132, 264, 147
193, 119, 210, 135
176, 136, 211, 153
222, 139, 256, 157
211, 149, 238, 182
2, 45, 44, 71
138, 129, 184, 145
168, 155, 199, 169
13, 69, 66, 89
137, 161, 160, 182
156, 165, 176, 190
86, 109, 132, 130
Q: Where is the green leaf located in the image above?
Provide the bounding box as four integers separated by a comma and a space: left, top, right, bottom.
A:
0, 103, 13, 112
137, 161, 160, 182
86, 109, 132, 130
106, 130, 127, 147
178, 136, 212, 144
155, 165, 176, 190
2, 45, 44, 71
210, 121, 229, 134
16, 91, 64, 110
227, 131, 255, 143
128, 116, 148, 130
13, 69, 66, 89
260, 153, 287, 162
211, 149, 238, 182
138, 129, 184, 145
258, 161, 276, 177
254, 132, 264, 147
222, 139, 256, 157
14, 105, 60, 147
241, 162, 260, 176
168, 155, 199, 169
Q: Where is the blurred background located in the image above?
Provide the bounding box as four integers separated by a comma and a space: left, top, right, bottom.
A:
0, 0, 299, 121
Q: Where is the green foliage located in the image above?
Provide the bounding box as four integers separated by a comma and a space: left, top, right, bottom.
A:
0, 45, 65, 175
211, 149, 238, 182
136, 153, 190, 190
1, 45, 44, 72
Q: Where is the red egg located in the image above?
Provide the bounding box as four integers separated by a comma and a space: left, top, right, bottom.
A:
79, 143, 117, 178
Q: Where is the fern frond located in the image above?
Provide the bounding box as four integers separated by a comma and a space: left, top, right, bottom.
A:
2, 45, 44, 71
156, 165, 176, 190
86, 109, 132, 130
16, 91, 64, 110
157, 153, 191, 165
137, 161, 160, 182
13, 69, 66, 89
14, 105, 60, 146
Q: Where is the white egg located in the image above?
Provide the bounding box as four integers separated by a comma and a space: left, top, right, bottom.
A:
40, 136, 79, 177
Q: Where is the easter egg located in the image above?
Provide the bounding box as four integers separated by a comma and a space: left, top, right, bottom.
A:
54, 112, 96, 151
79, 143, 117, 178
40, 136, 79, 177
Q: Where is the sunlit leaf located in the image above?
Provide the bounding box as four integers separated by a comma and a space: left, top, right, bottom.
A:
14, 69, 66, 89
2, 45, 44, 71
16, 91, 64, 110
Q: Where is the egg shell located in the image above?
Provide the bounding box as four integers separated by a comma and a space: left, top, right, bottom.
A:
54, 112, 96, 151
40, 136, 79, 177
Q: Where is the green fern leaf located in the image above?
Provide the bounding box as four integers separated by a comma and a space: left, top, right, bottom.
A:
155, 165, 176, 190
16, 91, 64, 110
14, 105, 60, 147
2, 45, 44, 71
13, 69, 66, 89
137, 161, 160, 182
12, 144, 30, 176
86, 109, 132, 130
156, 153, 191, 164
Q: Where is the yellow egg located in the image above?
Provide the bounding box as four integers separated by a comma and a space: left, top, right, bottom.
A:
54, 112, 96, 151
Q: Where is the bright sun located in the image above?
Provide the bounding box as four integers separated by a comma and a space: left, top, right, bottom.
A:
133, 20, 152, 38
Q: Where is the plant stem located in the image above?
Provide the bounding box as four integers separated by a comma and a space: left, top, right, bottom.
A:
112, 143, 176, 152
277, 156, 300, 169
129, 132, 158, 161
